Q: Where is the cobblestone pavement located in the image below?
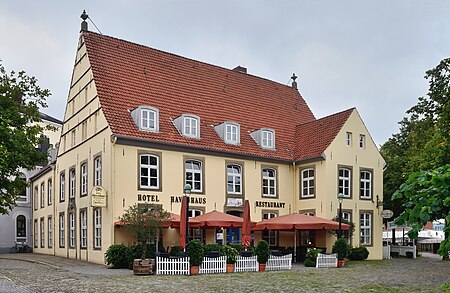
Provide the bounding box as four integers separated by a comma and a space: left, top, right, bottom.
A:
0, 253, 449, 292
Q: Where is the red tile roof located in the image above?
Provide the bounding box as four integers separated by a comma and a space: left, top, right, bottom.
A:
294, 108, 354, 161
82, 31, 351, 161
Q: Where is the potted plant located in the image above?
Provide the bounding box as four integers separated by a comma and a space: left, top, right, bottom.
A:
254, 240, 270, 271
222, 245, 239, 273
119, 204, 170, 275
304, 247, 322, 267
186, 239, 204, 275
332, 238, 350, 267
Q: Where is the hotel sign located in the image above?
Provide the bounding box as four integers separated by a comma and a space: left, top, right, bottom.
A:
91, 186, 107, 207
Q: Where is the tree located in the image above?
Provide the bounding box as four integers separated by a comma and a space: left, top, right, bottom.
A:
119, 204, 170, 259
0, 62, 50, 214
392, 165, 450, 259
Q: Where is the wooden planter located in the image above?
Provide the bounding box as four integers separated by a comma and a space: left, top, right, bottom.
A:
190, 265, 199, 275
226, 264, 235, 273
133, 259, 154, 275
258, 263, 266, 271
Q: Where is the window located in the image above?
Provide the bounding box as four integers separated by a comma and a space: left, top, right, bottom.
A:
342, 211, 352, 245
16, 215, 26, 241
360, 171, 372, 199
47, 179, 52, 205
227, 165, 242, 194
338, 167, 351, 198
300, 230, 316, 245
48, 217, 53, 248
59, 213, 65, 248
40, 218, 45, 248
183, 116, 199, 138
301, 169, 315, 198
141, 108, 157, 131
360, 212, 372, 245
262, 212, 278, 246
80, 210, 87, 248
94, 208, 101, 249
359, 134, 365, 148
16, 174, 27, 202
82, 121, 87, 141
346, 132, 352, 146
225, 124, 239, 144
188, 209, 203, 242
262, 168, 276, 197
71, 129, 76, 147
69, 212, 75, 248
94, 157, 102, 186
69, 169, 75, 198
60, 172, 65, 202
40, 183, 45, 208
185, 160, 202, 192
140, 154, 159, 189
80, 163, 88, 196
261, 130, 274, 149
34, 187, 38, 210
34, 219, 38, 248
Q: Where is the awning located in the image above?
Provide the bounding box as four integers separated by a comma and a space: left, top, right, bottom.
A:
192, 210, 256, 228
252, 213, 350, 231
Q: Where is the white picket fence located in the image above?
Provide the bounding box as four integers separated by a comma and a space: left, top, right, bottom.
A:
156, 256, 190, 275
200, 256, 226, 274
266, 254, 292, 271
316, 253, 337, 268
235, 255, 258, 272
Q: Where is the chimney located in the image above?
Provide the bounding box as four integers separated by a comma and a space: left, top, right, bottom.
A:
80, 10, 88, 31
291, 73, 298, 90
232, 66, 247, 74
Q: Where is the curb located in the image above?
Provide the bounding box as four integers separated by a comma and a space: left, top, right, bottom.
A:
0, 255, 60, 270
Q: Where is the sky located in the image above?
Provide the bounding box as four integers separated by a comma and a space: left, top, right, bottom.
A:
1, 1, 449, 146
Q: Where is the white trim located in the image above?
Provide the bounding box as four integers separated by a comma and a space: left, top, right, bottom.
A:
227, 164, 242, 194
185, 160, 202, 193
360, 170, 372, 199
262, 168, 276, 197
140, 154, 160, 189
338, 168, 351, 198
301, 168, 315, 198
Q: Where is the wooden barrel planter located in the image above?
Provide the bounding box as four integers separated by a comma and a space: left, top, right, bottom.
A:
133, 259, 155, 275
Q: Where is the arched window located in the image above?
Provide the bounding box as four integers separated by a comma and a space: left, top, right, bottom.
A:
227, 165, 242, 194
338, 167, 351, 197
262, 168, 276, 197
16, 215, 26, 239
185, 160, 202, 192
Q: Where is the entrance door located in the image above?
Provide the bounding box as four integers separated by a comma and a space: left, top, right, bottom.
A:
226, 211, 242, 244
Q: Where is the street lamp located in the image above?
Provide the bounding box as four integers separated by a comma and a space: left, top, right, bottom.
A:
184, 183, 192, 249
338, 193, 344, 238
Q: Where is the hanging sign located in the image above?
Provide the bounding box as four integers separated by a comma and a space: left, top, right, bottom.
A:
381, 210, 394, 219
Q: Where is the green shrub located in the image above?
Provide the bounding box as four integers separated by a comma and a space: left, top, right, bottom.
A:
222, 245, 239, 264
348, 247, 369, 260
169, 246, 183, 256
203, 244, 223, 255
105, 244, 130, 268
304, 258, 316, 267
228, 243, 244, 252
332, 238, 350, 260
187, 239, 204, 266
305, 247, 322, 259
255, 240, 270, 264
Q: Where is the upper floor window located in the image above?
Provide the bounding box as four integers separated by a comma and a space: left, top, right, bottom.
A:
262, 130, 274, 149
131, 106, 160, 132
71, 130, 76, 147
81, 121, 87, 141
16, 173, 27, 202
183, 116, 199, 138
47, 179, 52, 205
40, 183, 45, 208
69, 169, 76, 199
338, 167, 351, 198
141, 109, 156, 130
140, 154, 159, 189
185, 160, 202, 193
225, 124, 239, 144
80, 163, 88, 196
360, 212, 372, 245
346, 132, 352, 146
94, 157, 102, 186
301, 169, 315, 198
34, 187, 38, 210
359, 134, 366, 148
360, 171, 372, 199
227, 165, 242, 195
262, 168, 276, 197
60, 172, 65, 202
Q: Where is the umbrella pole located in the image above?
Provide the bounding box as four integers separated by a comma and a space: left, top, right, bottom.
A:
294, 228, 297, 263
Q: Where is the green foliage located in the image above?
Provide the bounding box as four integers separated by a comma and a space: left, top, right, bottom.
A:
0, 62, 51, 214
222, 245, 239, 264
393, 165, 450, 258
348, 247, 369, 260
305, 247, 322, 260
105, 244, 130, 268
186, 239, 204, 266
119, 204, 171, 259
332, 238, 350, 260
169, 246, 182, 257
330, 216, 355, 239
255, 240, 269, 264
203, 243, 223, 255
440, 283, 450, 290
304, 258, 316, 267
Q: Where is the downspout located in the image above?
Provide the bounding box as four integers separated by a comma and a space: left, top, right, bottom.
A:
110, 134, 116, 249
292, 161, 296, 213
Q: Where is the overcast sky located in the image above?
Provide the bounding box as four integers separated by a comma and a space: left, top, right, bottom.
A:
1, 1, 449, 146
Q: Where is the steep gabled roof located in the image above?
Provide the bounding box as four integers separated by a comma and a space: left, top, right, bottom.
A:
82, 31, 316, 161
294, 108, 354, 161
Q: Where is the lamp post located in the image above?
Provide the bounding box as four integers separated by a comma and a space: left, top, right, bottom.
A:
184, 184, 192, 249
338, 193, 344, 238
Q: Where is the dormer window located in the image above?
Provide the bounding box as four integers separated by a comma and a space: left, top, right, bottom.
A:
173, 114, 200, 139
214, 122, 240, 145
250, 128, 275, 150
131, 106, 159, 132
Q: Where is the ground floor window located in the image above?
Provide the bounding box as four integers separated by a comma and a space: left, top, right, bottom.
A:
34, 219, 38, 248
262, 212, 278, 246
40, 218, 45, 248
69, 213, 75, 248
48, 217, 53, 248
16, 215, 26, 242
300, 230, 316, 246
59, 213, 65, 248
80, 210, 87, 248
360, 212, 372, 245
94, 208, 101, 249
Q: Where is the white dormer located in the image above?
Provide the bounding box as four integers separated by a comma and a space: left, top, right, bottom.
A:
131, 106, 159, 132
251, 128, 275, 150
173, 114, 200, 139
214, 121, 240, 145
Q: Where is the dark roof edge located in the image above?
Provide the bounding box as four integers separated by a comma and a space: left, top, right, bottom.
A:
39, 112, 63, 125
29, 164, 54, 182
294, 154, 326, 164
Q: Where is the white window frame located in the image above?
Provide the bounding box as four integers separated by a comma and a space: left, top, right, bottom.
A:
60, 173, 65, 202
262, 212, 278, 246
301, 169, 315, 198
183, 116, 198, 138
227, 165, 242, 195
16, 215, 27, 241
360, 171, 372, 199
48, 217, 53, 248
346, 132, 352, 146
94, 208, 102, 249
34, 219, 38, 248
40, 183, 45, 208
69, 169, 75, 199
342, 211, 351, 245
359, 134, 365, 148
69, 212, 75, 248
94, 157, 102, 186
360, 212, 372, 245
261, 130, 274, 149
338, 167, 351, 198
262, 168, 276, 197
59, 213, 65, 248
34, 187, 38, 210
80, 163, 88, 196
140, 154, 159, 189
225, 123, 239, 144
47, 179, 52, 205
141, 108, 157, 131
185, 160, 202, 193
40, 218, 45, 248
17, 174, 27, 202
80, 210, 87, 248
71, 130, 76, 147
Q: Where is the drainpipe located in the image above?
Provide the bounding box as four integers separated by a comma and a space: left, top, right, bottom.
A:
292, 161, 296, 213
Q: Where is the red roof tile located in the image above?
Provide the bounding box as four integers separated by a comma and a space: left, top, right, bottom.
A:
82, 31, 350, 161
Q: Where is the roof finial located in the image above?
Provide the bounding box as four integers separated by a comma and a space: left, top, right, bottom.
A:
291, 73, 298, 90
81, 10, 88, 32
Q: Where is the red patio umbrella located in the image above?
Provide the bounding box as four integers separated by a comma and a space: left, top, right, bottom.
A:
180, 196, 188, 250
241, 200, 251, 248
252, 213, 350, 231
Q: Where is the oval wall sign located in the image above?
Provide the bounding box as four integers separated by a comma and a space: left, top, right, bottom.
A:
381, 209, 394, 219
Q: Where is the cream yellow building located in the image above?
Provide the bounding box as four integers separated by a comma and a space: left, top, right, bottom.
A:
31, 22, 385, 264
